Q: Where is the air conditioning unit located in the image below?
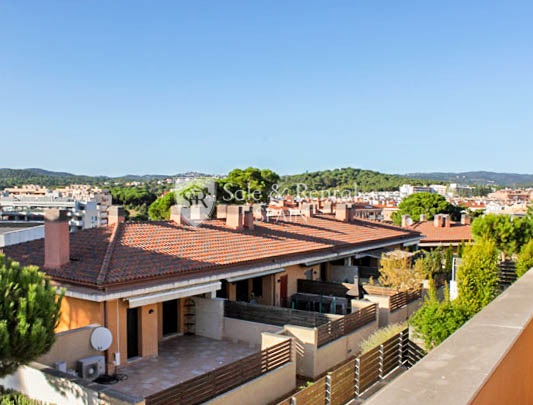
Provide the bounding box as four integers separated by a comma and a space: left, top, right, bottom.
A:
77, 355, 105, 380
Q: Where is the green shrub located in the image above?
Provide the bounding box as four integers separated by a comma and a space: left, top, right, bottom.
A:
360, 322, 407, 353
516, 239, 533, 278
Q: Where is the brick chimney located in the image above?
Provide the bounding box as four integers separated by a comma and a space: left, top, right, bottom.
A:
170, 205, 189, 225
433, 214, 444, 228
252, 204, 267, 221
226, 205, 244, 230
44, 208, 70, 269
108, 205, 125, 225
461, 213, 471, 225
301, 202, 315, 218
243, 210, 254, 230
322, 201, 333, 214
401, 214, 410, 227
336, 203, 350, 222
216, 204, 228, 219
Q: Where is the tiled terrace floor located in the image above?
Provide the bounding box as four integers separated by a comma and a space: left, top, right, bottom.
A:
113, 335, 258, 398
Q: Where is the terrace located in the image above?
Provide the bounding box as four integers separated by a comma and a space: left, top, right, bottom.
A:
113, 335, 258, 398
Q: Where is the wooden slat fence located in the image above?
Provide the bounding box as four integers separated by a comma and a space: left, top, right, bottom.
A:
224, 300, 330, 327
317, 304, 377, 347
145, 339, 291, 405
499, 260, 517, 285
280, 328, 426, 405
297, 279, 350, 297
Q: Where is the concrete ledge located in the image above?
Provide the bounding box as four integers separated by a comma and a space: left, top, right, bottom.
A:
366, 269, 533, 405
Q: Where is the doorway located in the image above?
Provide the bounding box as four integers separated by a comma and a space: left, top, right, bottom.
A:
279, 275, 288, 307
127, 308, 140, 359
162, 299, 179, 336
236, 280, 249, 302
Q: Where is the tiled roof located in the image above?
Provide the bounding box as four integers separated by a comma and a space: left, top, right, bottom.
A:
408, 221, 472, 244
4, 215, 420, 288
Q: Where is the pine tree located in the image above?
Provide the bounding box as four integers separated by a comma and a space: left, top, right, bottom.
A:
0, 254, 63, 377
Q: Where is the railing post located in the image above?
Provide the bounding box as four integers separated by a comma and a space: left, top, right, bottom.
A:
326, 374, 332, 405
290, 397, 297, 405
398, 330, 404, 367
378, 344, 384, 379
354, 358, 360, 397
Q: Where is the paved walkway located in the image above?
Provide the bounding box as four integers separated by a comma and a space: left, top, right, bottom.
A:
113, 335, 258, 398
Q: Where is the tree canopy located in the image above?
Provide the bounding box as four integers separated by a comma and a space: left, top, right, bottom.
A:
378, 253, 425, 291
279, 167, 430, 194
0, 255, 63, 377
217, 167, 280, 204
147, 192, 176, 220
392, 192, 459, 225
471, 213, 533, 256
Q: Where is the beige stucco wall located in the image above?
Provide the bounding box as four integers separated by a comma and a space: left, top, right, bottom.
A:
284, 324, 318, 377
275, 264, 319, 306
38, 325, 102, 370
105, 299, 128, 371
388, 299, 422, 326
139, 303, 158, 358
192, 297, 224, 340
315, 320, 378, 377
57, 296, 103, 332
223, 317, 282, 347
205, 362, 296, 405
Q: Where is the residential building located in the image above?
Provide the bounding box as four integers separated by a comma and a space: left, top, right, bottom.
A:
3, 203, 421, 403
0, 184, 111, 230
402, 213, 473, 249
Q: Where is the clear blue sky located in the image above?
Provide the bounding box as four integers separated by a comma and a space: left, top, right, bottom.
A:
0, 1, 531, 176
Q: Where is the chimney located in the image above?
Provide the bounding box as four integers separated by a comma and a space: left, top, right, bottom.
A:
252, 204, 267, 221
461, 213, 471, 225
433, 214, 444, 228
336, 203, 350, 222
243, 210, 254, 230
44, 209, 70, 269
301, 202, 315, 218
401, 214, 410, 228
216, 204, 228, 219
323, 201, 333, 214
443, 214, 451, 227
419, 214, 427, 222
108, 205, 125, 225
170, 205, 189, 225
226, 205, 244, 230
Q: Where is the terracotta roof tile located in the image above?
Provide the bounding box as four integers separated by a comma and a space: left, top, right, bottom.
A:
4, 215, 419, 288
408, 221, 472, 244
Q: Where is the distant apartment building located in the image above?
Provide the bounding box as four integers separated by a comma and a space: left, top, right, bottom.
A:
0, 185, 112, 231
400, 184, 447, 198
488, 188, 533, 202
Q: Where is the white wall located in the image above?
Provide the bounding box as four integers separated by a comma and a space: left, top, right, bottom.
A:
223, 317, 282, 347
0, 363, 144, 405
0, 225, 44, 247
192, 297, 224, 340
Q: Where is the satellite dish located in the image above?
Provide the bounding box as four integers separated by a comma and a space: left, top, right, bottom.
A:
90, 327, 113, 351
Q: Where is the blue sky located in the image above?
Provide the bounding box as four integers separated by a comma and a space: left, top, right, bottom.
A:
0, 1, 531, 176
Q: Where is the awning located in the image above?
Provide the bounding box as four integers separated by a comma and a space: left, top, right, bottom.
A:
355, 247, 393, 259
226, 268, 285, 283
126, 281, 221, 308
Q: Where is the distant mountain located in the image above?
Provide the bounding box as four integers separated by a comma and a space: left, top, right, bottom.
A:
0, 168, 214, 189
405, 171, 533, 187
